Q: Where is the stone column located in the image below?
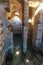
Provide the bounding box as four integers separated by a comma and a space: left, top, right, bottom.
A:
35, 10, 43, 47
0, 19, 4, 65
23, 0, 29, 53
5, 24, 14, 53
0, 5, 7, 65
0, 4, 13, 64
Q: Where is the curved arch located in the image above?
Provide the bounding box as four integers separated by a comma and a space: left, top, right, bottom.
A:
35, 3, 43, 16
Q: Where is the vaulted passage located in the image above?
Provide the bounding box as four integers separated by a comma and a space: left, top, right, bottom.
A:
0, 0, 43, 65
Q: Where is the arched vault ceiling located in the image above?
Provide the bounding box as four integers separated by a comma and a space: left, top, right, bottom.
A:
9, 0, 22, 12
6, 0, 22, 20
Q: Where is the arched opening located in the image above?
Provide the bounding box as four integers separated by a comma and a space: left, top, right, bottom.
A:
5, 1, 23, 65
32, 3, 43, 47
